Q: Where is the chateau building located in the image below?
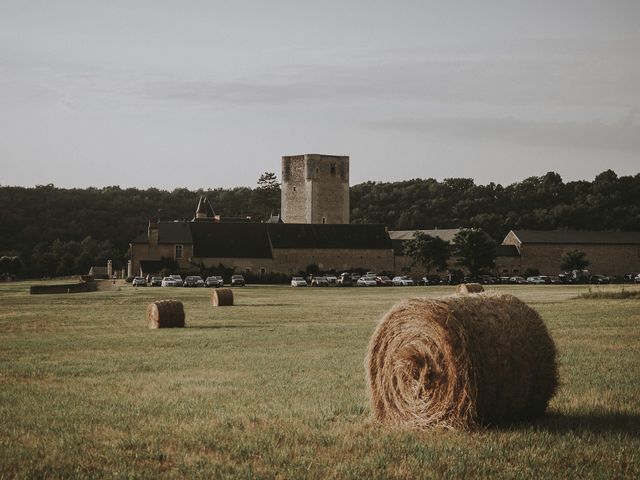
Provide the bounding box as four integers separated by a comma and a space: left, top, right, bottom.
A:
129, 153, 640, 278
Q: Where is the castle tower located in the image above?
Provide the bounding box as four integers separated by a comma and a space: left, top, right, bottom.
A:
281, 154, 349, 224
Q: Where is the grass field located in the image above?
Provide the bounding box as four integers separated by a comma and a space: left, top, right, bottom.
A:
1, 282, 639, 479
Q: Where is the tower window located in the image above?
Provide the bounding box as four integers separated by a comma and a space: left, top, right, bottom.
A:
322, 217, 326, 224
330, 163, 336, 175
175, 245, 183, 259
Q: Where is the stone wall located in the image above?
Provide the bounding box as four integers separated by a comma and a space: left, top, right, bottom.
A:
281, 154, 349, 224
273, 248, 394, 274
517, 244, 640, 276
130, 242, 194, 274
192, 257, 274, 273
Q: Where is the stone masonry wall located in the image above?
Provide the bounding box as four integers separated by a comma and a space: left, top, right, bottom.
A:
273, 248, 394, 274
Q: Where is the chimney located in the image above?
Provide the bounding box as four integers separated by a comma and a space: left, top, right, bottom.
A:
148, 219, 159, 245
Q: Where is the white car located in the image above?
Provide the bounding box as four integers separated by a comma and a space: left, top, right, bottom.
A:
357, 276, 378, 287
291, 276, 307, 287
132, 276, 147, 287
527, 276, 546, 284
635, 274, 640, 284
324, 274, 338, 285
392, 276, 415, 286
170, 275, 183, 287
161, 277, 177, 287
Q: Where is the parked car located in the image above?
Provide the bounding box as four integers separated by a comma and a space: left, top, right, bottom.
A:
170, 275, 183, 287
311, 276, 329, 287
337, 273, 354, 287
205, 276, 224, 287
635, 274, 640, 284
132, 276, 147, 287
589, 274, 610, 284
375, 275, 393, 286
526, 276, 546, 284
623, 273, 638, 283
161, 276, 177, 287
357, 276, 378, 287
291, 276, 307, 287
184, 275, 204, 287
231, 274, 245, 287
392, 276, 415, 286
510, 276, 527, 284
324, 274, 338, 286
149, 276, 162, 287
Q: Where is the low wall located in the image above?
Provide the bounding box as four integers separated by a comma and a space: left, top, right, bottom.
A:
30, 282, 98, 295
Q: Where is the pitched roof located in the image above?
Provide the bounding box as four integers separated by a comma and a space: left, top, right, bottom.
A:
159, 222, 193, 244
267, 224, 392, 250
388, 229, 461, 243
193, 196, 216, 220
389, 229, 461, 255
190, 223, 272, 258
510, 230, 640, 245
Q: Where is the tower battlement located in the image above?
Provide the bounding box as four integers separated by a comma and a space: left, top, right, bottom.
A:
281, 154, 349, 224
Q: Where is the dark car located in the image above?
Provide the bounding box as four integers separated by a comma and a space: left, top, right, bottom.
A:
205, 276, 224, 288
375, 275, 393, 286
311, 276, 330, 287
589, 274, 610, 284
149, 276, 162, 287
184, 275, 204, 287
231, 274, 245, 287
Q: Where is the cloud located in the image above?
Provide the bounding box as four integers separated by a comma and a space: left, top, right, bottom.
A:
367, 113, 640, 152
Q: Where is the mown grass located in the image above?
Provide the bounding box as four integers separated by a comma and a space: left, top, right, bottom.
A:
578, 287, 640, 300
0, 282, 638, 479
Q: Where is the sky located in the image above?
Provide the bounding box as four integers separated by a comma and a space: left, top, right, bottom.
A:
1, 0, 639, 189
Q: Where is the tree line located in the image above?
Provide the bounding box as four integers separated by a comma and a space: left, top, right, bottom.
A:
1, 169, 638, 277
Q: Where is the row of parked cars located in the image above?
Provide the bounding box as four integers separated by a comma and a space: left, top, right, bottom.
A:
132, 274, 246, 287
291, 273, 417, 287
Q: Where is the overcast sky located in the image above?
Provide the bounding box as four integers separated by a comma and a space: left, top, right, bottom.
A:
1, 0, 639, 189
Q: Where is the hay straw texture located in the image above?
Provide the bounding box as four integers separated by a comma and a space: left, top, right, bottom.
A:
365, 293, 558, 430
456, 283, 485, 294
212, 288, 234, 306
147, 300, 186, 328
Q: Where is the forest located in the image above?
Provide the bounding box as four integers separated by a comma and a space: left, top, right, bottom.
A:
1, 169, 639, 277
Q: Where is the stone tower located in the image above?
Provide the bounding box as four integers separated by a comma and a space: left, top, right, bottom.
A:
281, 154, 349, 224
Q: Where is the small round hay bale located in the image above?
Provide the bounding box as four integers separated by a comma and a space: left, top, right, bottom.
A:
456, 283, 484, 294
211, 288, 234, 306
365, 292, 558, 429
147, 299, 185, 328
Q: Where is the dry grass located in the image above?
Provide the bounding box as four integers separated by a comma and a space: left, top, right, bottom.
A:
0, 282, 638, 478
211, 288, 234, 306
366, 293, 558, 429
456, 283, 485, 294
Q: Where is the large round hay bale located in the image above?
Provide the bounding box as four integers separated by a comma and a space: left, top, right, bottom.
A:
456, 283, 484, 294
365, 293, 558, 429
211, 288, 234, 306
147, 299, 185, 328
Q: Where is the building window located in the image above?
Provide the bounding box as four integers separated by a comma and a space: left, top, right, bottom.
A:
330, 163, 336, 175
322, 217, 326, 224
175, 245, 183, 259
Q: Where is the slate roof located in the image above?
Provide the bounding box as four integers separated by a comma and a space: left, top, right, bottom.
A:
388, 229, 461, 243
267, 224, 392, 250
193, 196, 216, 220
133, 222, 393, 257
159, 222, 193, 244
510, 230, 640, 245
190, 223, 272, 258
389, 229, 461, 255
139, 260, 165, 274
